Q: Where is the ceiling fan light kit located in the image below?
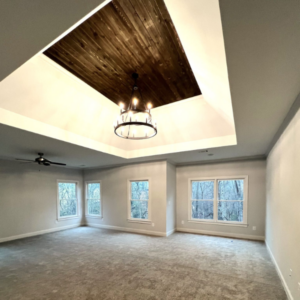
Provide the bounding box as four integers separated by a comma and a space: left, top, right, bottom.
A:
113, 73, 157, 140
16, 153, 66, 167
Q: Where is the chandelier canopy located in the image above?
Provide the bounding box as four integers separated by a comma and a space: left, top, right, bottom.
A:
114, 73, 157, 140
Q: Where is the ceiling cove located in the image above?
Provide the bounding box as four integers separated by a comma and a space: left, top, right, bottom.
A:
44, 0, 201, 108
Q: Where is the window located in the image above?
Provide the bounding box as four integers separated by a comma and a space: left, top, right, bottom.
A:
189, 176, 248, 225
57, 181, 79, 219
218, 179, 244, 222
191, 180, 214, 220
128, 180, 150, 221
86, 181, 101, 217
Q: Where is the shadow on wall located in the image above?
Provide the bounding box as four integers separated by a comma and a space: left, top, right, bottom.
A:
267, 92, 300, 154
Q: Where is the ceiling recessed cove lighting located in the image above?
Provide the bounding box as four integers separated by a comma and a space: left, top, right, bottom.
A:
113, 73, 157, 140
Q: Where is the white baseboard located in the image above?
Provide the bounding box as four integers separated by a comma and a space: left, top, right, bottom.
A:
176, 227, 265, 241
266, 242, 293, 300
86, 222, 167, 237
0, 223, 83, 243
166, 228, 175, 237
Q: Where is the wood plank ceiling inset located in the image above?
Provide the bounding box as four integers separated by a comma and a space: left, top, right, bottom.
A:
44, 0, 201, 108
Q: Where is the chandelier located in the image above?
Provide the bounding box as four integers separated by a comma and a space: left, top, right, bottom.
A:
114, 73, 157, 140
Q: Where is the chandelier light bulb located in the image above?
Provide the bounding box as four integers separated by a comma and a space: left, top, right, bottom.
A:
113, 73, 157, 140
129, 111, 133, 122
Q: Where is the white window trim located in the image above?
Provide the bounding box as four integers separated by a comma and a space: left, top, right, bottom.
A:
188, 175, 248, 226
57, 179, 80, 221
85, 180, 103, 219
127, 178, 152, 224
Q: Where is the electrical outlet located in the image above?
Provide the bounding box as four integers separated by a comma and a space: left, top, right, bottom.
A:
252, 226, 256, 230
151, 223, 155, 227
181, 220, 184, 225
289, 269, 292, 277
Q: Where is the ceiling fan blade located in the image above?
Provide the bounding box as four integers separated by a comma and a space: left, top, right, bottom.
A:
15, 159, 35, 163
43, 162, 51, 166
49, 161, 66, 166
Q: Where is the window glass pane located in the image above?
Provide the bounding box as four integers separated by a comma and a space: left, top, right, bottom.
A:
131, 181, 149, 200
131, 201, 148, 219
58, 183, 77, 217
58, 183, 76, 200
88, 183, 100, 199
191, 201, 213, 220
191, 181, 214, 200
60, 200, 77, 217
218, 201, 243, 222
88, 199, 101, 215
218, 180, 244, 200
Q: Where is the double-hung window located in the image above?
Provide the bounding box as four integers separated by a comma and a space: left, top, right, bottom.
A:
86, 181, 102, 217
189, 176, 248, 225
57, 181, 79, 220
128, 179, 150, 221
191, 180, 214, 220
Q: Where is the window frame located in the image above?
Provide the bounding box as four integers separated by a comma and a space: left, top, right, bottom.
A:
127, 178, 151, 224
57, 179, 80, 221
85, 180, 102, 219
188, 175, 248, 227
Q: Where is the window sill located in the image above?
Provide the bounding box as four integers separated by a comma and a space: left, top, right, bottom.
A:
57, 216, 80, 222
127, 219, 152, 225
85, 215, 103, 219
188, 220, 248, 227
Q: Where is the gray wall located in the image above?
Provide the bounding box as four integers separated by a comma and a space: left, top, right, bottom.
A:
176, 160, 266, 239
166, 162, 176, 233
84, 161, 167, 235
266, 109, 300, 299
0, 159, 83, 240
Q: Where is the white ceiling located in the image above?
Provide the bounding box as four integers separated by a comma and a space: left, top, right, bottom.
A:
0, 0, 299, 168
0, 54, 236, 159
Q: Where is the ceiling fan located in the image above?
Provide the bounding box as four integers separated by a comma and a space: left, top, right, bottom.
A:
16, 153, 66, 166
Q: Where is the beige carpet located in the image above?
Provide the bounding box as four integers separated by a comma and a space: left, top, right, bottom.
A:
0, 227, 287, 300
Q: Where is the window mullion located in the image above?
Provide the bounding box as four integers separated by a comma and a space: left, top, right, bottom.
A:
214, 179, 217, 222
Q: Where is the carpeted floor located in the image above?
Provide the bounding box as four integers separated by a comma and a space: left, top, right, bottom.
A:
0, 227, 287, 300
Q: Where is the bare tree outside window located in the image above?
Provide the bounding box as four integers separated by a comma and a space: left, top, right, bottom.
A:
130, 181, 149, 219
58, 182, 77, 217
87, 183, 101, 215
218, 180, 244, 222
191, 181, 214, 220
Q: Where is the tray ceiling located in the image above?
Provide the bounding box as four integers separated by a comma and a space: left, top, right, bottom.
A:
44, 0, 201, 108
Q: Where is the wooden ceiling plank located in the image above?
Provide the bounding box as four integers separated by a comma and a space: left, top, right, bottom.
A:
153, 0, 201, 97
97, 5, 177, 105
129, 0, 187, 100
50, 41, 126, 101
116, 0, 182, 102
143, 0, 195, 98
44, 0, 201, 108
90, 12, 170, 105
54, 39, 123, 94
